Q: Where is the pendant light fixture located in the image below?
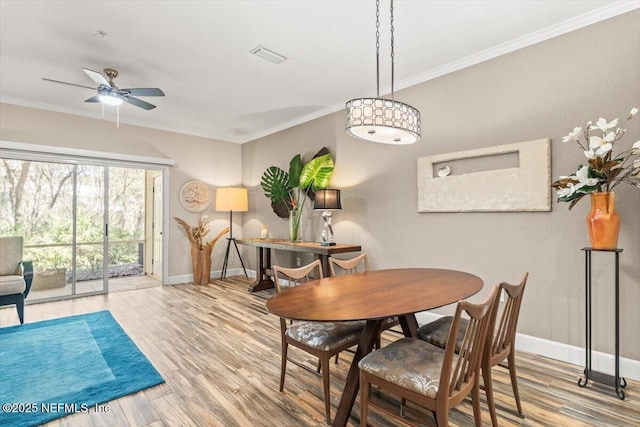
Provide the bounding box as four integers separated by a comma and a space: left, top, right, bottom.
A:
345, 0, 421, 144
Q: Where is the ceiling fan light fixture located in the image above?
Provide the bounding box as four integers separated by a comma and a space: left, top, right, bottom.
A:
345, 0, 421, 145
98, 88, 123, 106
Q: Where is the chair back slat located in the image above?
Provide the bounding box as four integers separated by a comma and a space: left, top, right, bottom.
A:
443, 285, 499, 398
328, 254, 369, 276
273, 259, 324, 293
491, 273, 528, 356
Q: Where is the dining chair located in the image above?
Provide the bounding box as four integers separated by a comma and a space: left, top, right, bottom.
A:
418, 273, 528, 426
0, 236, 34, 325
359, 285, 499, 427
273, 259, 365, 424
328, 253, 370, 276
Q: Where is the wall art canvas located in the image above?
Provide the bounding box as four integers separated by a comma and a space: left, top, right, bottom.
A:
417, 138, 551, 212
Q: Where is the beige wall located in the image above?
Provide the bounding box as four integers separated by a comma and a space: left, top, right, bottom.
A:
0, 104, 243, 280
242, 11, 640, 361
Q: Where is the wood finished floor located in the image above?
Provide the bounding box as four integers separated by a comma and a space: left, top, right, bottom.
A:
1, 276, 638, 427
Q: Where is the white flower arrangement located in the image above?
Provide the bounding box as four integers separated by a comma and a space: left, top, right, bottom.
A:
552, 107, 640, 209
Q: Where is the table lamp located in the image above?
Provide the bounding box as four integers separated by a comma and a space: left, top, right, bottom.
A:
216, 187, 249, 279
313, 189, 341, 246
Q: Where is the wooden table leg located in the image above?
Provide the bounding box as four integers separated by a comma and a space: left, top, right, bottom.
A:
399, 313, 419, 338
247, 247, 274, 292
314, 254, 331, 277
332, 319, 383, 427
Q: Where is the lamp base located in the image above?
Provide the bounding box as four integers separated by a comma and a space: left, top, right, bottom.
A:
320, 241, 336, 246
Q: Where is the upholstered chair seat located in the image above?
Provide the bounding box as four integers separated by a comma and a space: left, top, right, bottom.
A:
359, 337, 459, 399
286, 320, 366, 351
418, 316, 465, 352
0, 276, 27, 295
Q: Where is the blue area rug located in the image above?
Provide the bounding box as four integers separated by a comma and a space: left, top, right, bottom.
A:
0, 310, 164, 426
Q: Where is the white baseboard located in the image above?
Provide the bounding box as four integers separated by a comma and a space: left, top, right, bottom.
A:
416, 311, 640, 381
514, 333, 640, 381
166, 274, 192, 285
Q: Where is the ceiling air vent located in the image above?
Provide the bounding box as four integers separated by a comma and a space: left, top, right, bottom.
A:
249, 45, 288, 64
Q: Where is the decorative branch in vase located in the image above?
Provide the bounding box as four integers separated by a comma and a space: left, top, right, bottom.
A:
174, 215, 229, 285
261, 148, 335, 241
552, 107, 639, 249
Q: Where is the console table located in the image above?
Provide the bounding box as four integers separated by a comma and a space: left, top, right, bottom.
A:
236, 238, 361, 292
578, 247, 626, 399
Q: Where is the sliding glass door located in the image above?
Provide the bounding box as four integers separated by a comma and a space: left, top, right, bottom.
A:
1, 158, 150, 302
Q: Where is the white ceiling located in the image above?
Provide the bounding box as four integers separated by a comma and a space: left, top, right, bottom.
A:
1, 1, 637, 144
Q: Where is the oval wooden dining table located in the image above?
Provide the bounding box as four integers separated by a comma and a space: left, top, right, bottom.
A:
266, 268, 484, 426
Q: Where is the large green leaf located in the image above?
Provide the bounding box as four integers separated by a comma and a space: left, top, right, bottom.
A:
260, 166, 291, 203
299, 153, 334, 192
288, 154, 303, 188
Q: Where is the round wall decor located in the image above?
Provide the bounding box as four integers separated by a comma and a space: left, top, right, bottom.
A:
179, 180, 211, 213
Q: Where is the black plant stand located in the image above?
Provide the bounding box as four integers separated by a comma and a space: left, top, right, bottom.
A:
578, 247, 626, 399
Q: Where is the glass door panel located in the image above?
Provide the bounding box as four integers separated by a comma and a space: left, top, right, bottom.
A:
108, 167, 145, 290
0, 160, 74, 300
74, 165, 107, 295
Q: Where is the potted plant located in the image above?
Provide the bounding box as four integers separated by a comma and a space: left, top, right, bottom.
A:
32, 267, 67, 290
261, 148, 335, 241
552, 107, 639, 249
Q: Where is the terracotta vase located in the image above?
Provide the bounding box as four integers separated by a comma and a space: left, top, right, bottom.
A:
586, 192, 620, 250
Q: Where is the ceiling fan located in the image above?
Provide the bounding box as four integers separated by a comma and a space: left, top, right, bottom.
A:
43, 68, 165, 110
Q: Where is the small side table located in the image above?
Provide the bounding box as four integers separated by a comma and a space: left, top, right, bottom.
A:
578, 247, 627, 399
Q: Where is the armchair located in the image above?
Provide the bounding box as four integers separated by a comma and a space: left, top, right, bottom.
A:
0, 237, 34, 324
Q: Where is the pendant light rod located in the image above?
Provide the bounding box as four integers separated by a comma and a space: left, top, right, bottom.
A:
390, 0, 395, 99
375, 0, 396, 98
376, 0, 380, 98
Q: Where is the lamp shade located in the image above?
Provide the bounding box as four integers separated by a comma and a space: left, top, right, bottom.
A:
345, 98, 421, 144
314, 189, 342, 210
215, 187, 248, 212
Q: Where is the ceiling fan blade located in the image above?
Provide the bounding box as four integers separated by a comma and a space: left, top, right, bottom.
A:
124, 96, 156, 110
83, 68, 111, 87
123, 88, 165, 97
85, 96, 101, 103
42, 78, 96, 90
